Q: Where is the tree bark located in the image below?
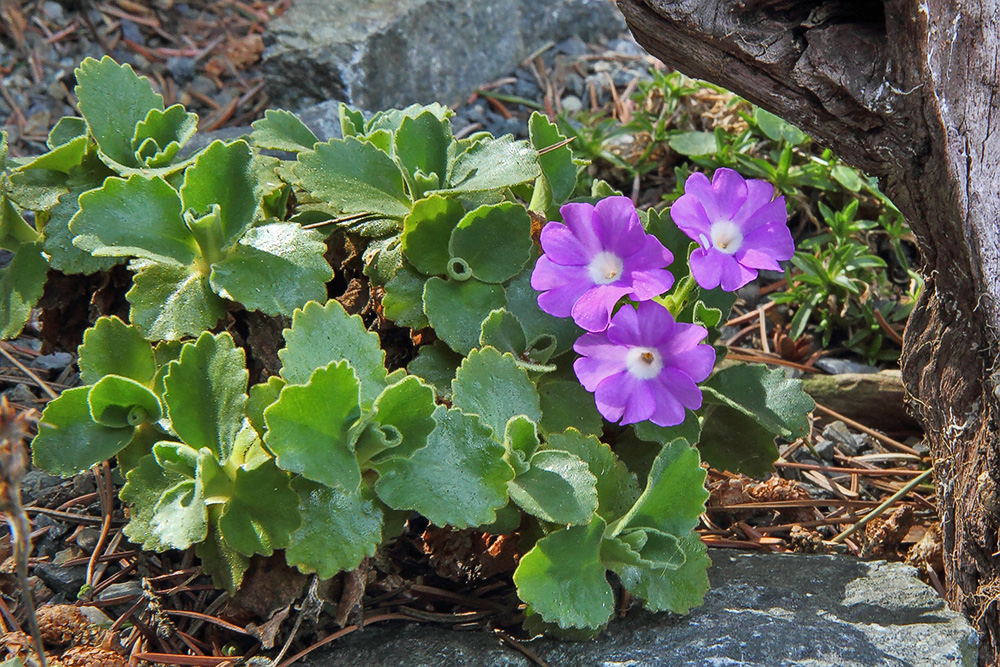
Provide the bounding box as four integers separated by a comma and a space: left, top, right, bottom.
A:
615, 0, 1000, 661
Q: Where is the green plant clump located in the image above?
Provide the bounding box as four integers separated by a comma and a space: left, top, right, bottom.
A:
2, 57, 815, 635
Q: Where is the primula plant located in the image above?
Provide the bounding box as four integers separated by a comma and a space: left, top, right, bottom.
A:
2, 57, 815, 638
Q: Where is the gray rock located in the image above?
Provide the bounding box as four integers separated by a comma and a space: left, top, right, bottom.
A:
814, 437, 837, 461
30, 351, 73, 371
20, 469, 65, 504
166, 56, 197, 83
299, 553, 977, 666
561, 95, 583, 113
2, 383, 36, 404
815, 357, 881, 375
823, 420, 864, 456
34, 561, 87, 599
262, 0, 625, 112
555, 35, 590, 57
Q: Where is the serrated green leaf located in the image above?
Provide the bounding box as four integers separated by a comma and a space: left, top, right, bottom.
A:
361, 234, 404, 285
448, 203, 532, 284
197, 509, 250, 592
48, 116, 88, 149
264, 360, 363, 490
479, 308, 527, 357
529, 112, 576, 205
152, 440, 200, 477
32, 387, 132, 476
247, 376, 285, 436
0, 241, 47, 339
0, 196, 41, 251
375, 406, 514, 528
613, 531, 710, 614
251, 109, 319, 152
42, 187, 120, 275
452, 346, 540, 437
537, 380, 603, 438
513, 517, 613, 630
152, 340, 183, 395
219, 459, 300, 557
120, 454, 186, 551
17, 135, 88, 173
6, 168, 67, 210
71, 175, 196, 265
133, 104, 198, 168
504, 255, 581, 357
406, 340, 461, 398
294, 137, 411, 219
370, 376, 436, 461
180, 140, 257, 248
702, 363, 814, 438
443, 135, 540, 194
151, 478, 209, 550
505, 415, 540, 462
339, 103, 364, 137
509, 449, 598, 525
698, 403, 779, 476
126, 259, 227, 340
394, 111, 450, 182
75, 56, 163, 167
285, 478, 383, 578
88, 375, 161, 428
279, 299, 388, 404
668, 131, 717, 156
78, 316, 155, 385
544, 429, 640, 522
423, 277, 506, 355
210, 222, 332, 316
643, 207, 695, 262
382, 263, 430, 329
634, 410, 701, 447
400, 194, 464, 276
163, 332, 248, 459
366, 103, 451, 136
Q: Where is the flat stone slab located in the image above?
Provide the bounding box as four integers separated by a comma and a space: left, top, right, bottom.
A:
301, 552, 977, 666
262, 0, 625, 111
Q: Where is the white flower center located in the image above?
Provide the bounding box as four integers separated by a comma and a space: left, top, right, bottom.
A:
709, 221, 743, 255
625, 346, 664, 380
587, 251, 625, 285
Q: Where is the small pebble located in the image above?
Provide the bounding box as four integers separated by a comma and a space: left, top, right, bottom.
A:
119, 19, 143, 44
75, 528, 102, 552
608, 37, 646, 57
30, 351, 73, 371
2, 383, 37, 404
822, 421, 863, 456
166, 56, 196, 83
555, 36, 589, 57
561, 95, 583, 113
813, 438, 836, 462
814, 358, 880, 375
42, 1, 65, 23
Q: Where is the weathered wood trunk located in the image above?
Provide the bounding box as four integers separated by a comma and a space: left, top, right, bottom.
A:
615, 0, 1000, 662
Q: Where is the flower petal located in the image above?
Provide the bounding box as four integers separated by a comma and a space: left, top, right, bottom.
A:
685, 168, 747, 222
718, 257, 757, 291
537, 274, 592, 318
662, 341, 715, 384
531, 255, 585, 291
688, 247, 724, 290
669, 193, 712, 242
646, 381, 688, 427
731, 179, 777, 229
605, 303, 643, 346
738, 196, 787, 234
593, 196, 645, 256
739, 221, 795, 266
593, 372, 631, 422
574, 334, 629, 392
622, 235, 675, 300
560, 202, 603, 255
620, 379, 657, 425
570, 284, 631, 332
539, 222, 590, 266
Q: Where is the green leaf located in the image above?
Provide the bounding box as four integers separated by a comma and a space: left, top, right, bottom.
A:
698, 404, 779, 476
504, 256, 581, 357
42, 186, 119, 275
294, 137, 411, 219
263, 360, 363, 490
6, 168, 67, 210
163, 332, 249, 460
133, 104, 198, 168
444, 135, 540, 194
452, 346, 541, 437
74, 56, 163, 167
0, 196, 41, 251
0, 241, 48, 339
754, 108, 807, 145
88, 375, 161, 427
375, 406, 514, 528
247, 376, 285, 436
279, 299, 388, 404
613, 531, 710, 614
423, 277, 506, 355
382, 263, 430, 329
479, 308, 527, 356
119, 454, 186, 551
529, 112, 577, 205
180, 140, 257, 247
151, 478, 209, 550
361, 235, 404, 285
152, 440, 200, 477
407, 341, 461, 398
339, 103, 365, 137
537, 381, 603, 438
48, 116, 87, 148
370, 376, 437, 461
250, 109, 319, 152
394, 111, 450, 182
448, 203, 532, 283
702, 363, 814, 438
16, 135, 88, 173
668, 132, 717, 156
71, 175, 196, 265
78, 316, 155, 385
285, 479, 383, 578
219, 459, 300, 557
32, 387, 133, 476
400, 194, 465, 276
505, 414, 540, 462
126, 259, 227, 340
513, 517, 614, 630
544, 429, 640, 522
633, 410, 702, 447
210, 222, 332, 315
196, 509, 250, 592
509, 449, 598, 525
831, 164, 862, 191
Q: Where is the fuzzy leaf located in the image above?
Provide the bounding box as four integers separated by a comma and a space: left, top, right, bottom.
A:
196, 510, 250, 592
294, 137, 411, 219
394, 111, 450, 182
0, 241, 48, 339
263, 360, 363, 490
375, 406, 514, 528
163, 332, 248, 460
133, 104, 197, 167
423, 277, 506, 355
406, 341, 461, 399
400, 194, 464, 276
219, 459, 300, 557
285, 479, 383, 578
698, 404, 780, 477
127, 260, 227, 341
361, 235, 404, 285
247, 376, 285, 436
16, 135, 88, 173
151, 478, 209, 550
702, 363, 814, 439
88, 375, 161, 428
74, 56, 163, 167
508, 449, 598, 525
279, 300, 388, 404
529, 112, 576, 204
452, 346, 541, 437
448, 203, 532, 283
250, 109, 319, 152
545, 429, 640, 522
180, 140, 257, 247
613, 531, 710, 614
444, 135, 539, 194
32, 387, 132, 476
513, 517, 614, 630
504, 255, 581, 357
120, 454, 186, 551
537, 381, 603, 438
210, 222, 332, 315
633, 410, 702, 447
78, 316, 155, 385
71, 175, 196, 265
382, 263, 430, 329
6, 168, 66, 210
47, 116, 88, 148
42, 185, 119, 275
479, 308, 527, 356
370, 376, 437, 460
0, 196, 41, 251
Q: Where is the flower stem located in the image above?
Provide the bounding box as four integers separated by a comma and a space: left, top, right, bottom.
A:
660, 275, 697, 316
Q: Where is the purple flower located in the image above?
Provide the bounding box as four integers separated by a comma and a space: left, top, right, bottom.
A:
530, 196, 674, 332
670, 168, 794, 292
573, 301, 715, 427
